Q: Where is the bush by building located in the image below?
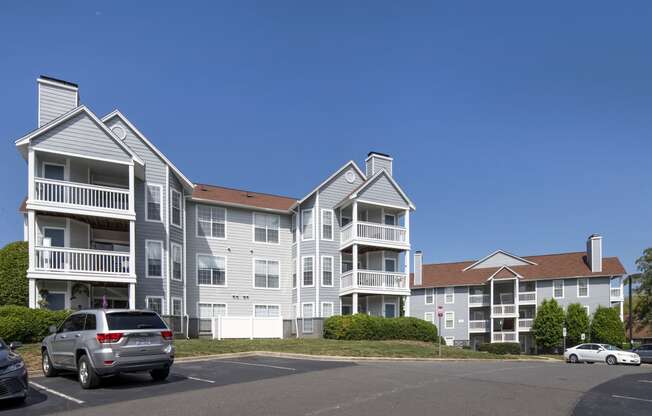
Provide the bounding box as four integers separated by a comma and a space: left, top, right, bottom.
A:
590, 306, 625, 346
0, 305, 70, 343
477, 342, 521, 355
0, 241, 29, 307
323, 314, 438, 342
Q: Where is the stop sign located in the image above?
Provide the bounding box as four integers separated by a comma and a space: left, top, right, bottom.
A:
437, 305, 444, 317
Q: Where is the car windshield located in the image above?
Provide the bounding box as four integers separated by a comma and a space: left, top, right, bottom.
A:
105, 312, 167, 330
602, 344, 622, 351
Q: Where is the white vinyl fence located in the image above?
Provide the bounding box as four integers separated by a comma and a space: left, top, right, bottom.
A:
211, 316, 283, 340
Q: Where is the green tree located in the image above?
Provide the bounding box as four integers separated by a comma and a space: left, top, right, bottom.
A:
633, 248, 652, 328
565, 303, 590, 346
590, 306, 625, 345
0, 241, 28, 306
532, 298, 565, 353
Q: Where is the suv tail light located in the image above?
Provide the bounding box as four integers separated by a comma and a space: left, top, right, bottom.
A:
96, 332, 123, 343
161, 330, 173, 341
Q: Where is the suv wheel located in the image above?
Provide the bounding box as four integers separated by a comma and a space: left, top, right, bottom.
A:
150, 367, 170, 381
78, 355, 100, 389
42, 350, 58, 377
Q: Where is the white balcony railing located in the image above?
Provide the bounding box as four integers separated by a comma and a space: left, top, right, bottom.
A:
340, 271, 353, 289
469, 320, 490, 332
34, 247, 130, 275
518, 292, 536, 304
34, 178, 130, 213
610, 288, 622, 299
518, 319, 533, 330
469, 294, 490, 306
340, 270, 409, 292
340, 221, 407, 246
492, 304, 517, 316
493, 332, 517, 342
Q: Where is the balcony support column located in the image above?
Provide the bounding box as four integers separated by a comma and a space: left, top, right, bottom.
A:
129, 282, 136, 309
514, 278, 520, 334
352, 200, 358, 238
129, 220, 136, 277
128, 164, 135, 213
490, 278, 494, 343
352, 243, 358, 289
28, 279, 36, 308
27, 211, 35, 271
352, 292, 358, 314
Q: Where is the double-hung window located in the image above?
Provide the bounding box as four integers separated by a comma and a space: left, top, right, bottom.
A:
384, 213, 396, 226
577, 278, 589, 297
321, 209, 333, 240
146, 184, 162, 222
197, 205, 226, 238
425, 288, 434, 304
424, 312, 434, 323
292, 258, 297, 288
197, 255, 226, 286
198, 303, 226, 333
302, 256, 314, 286
171, 243, 182, 281
341, 253, 353, 273
321, 302, 334, 318
301, 209, 314, 240
254, 259, 280, 289
254, 304, 280, 317
146, 241, 163, 278
302, 303, 314, 333
146, 297, 163, 314
170, 189, 182, 227
553, 279, 564, 298
445, 311, 455, 329
254, 213, 279, 244
321, 256, 333, 286
445, 287, 454, 304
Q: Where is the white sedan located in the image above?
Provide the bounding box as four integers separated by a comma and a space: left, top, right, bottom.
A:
564, 343, 641, 365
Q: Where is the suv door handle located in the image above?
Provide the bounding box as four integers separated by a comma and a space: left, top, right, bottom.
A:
75, 334, 81, 338
59, 334, 67, 339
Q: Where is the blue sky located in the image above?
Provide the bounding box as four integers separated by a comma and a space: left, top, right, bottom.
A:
0, 1, 650, 272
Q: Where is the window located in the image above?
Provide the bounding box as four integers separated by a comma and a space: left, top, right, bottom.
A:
424, 312, 434, 323
43, 163, 65, 180
445, 287, 454, 304
172, 298, 182, 316
341, 212, 352, 227
171, 189, 182, 228
146, 297, 163, 315
301, 209, 314, 240
253, 213, 280, 243
198, 303, 227, 333
321, 256, 333, 286
197, 254, 226, 286
254, 304, 280, 317
384, 257, 396, 272
425, 288, 434, 305
291, 214, 297, 243
553, 279, 564, 298
43, 227, 65, 247
341, 253, 353, 273
342, 304, 352, 315
292, 258, 297, 288
321, 302, 334, 318
171, 243, 182, 281
321, 209, 333, 240
302, 256, 314, 287
146, 184, 162, 222
384, 303, 396, 318
577, 278, 589, 297
384, 213, 396, 226
84, 314, 96, 331
254, 259, 280, 289
302, 303, 314, 333
146, 240, 163, 278
445, 311, 455, 329
59, 314, 85, 332
197, 205, 226, 239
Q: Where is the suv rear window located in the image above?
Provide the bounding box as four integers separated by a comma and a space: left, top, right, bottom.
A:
106, 312, 167, 330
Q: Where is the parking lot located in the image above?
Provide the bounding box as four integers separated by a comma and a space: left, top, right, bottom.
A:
1, 356, 650, 415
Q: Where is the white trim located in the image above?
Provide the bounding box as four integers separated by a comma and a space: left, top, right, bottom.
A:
253, 303, 281, 318
170, 188, 183, 229
301, 302, 315, 333
195, 204, 227, 240
486, 265, 523, 281
252, 212, 281, 245
425, 288, 434, 305
189, 197, 292, 214
365, 153, 393, 162
553, 279, 564, 299
301, 209, 314, 241
321, 301, 335, 318
145, 183, 163, 223
171, 296, 183, 316
383, 300, 398, 318
171, 242, 183, 281
424, 312, 434, 323
197, 302, 228, 318
320, 209, 334, 241
41, 161, 67, 181
42, 226, 66, 247
30, 147, 134, 166
301, 256, 315, 287
353, 199, 409, 211
346, 170, 415, 210
577, 277, 589, 298
145, 240, 164, 279
463, 250, 537, 271
252, 258, 281, 290
444, 287, 455, 304
145, 296, 164, 314
38, 77, 79, 92
321, 255, 334, 287
444, 311, 455, 329
293, 161, 365, 207
196, 253, 228, 287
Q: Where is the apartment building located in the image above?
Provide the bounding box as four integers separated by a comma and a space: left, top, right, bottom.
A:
15, 76, 415, 336
410, 235, 626, 352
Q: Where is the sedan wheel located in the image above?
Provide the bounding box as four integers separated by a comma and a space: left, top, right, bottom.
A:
606, 355, 617, 365
569, 354, 579, 364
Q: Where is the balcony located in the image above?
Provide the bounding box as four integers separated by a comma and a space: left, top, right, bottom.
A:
518, 318, 533, 331
340, 221, 408, 249
492, 304, 517, 317
469, 320, 490, 333
469, 294, 490, 307
340, 270, 410, 295
30, 178, 133, 219
492, 332, 517, 342
32, 246, 134, 282
610, 288, 623, 301
518, 291, 536, 305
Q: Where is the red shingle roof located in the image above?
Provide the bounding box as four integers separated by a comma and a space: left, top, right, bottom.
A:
411, 252, 626, 288
191, 184, 297, 212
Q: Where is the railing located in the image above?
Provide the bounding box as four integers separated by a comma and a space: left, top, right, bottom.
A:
518, 319, 533, 330
610, 288, 622, 299
340, 270, 408, 291
518, 292, 536, 303
469, 294, 490, 306
34, 177, 130, 213
492, 304, 517, 316
34, 246, 130, 275
493, 332, 517, 342
341, 223, 353, 243
468, 320, 489, 332
340, 271, 353, 289
340, 221, 408, 246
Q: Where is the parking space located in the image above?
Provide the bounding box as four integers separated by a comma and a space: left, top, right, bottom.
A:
573, 369, 652, 415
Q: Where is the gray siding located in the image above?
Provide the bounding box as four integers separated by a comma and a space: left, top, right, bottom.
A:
410, 286, 470, 341
357, 174, 409, 208
536, 277, 611, 316
39, 82, 77, 126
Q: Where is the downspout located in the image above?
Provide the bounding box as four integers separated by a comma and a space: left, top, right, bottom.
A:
165, 166, 171, 316
315, 192, 320, 321
183, 193, 189, 339
295, 205, 301, 338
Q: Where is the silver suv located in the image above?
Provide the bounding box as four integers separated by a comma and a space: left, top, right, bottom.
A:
41, 309, 175, 389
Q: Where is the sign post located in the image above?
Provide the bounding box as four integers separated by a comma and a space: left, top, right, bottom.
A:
581, 333, 585, 342
437, 306, 444, 357
562, 327, 567, 352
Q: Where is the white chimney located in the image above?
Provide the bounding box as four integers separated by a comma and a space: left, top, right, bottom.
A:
586, 234, 603, 273
38, 76, 79, 127
365, 152, 393, 178
414, 251, 423, 286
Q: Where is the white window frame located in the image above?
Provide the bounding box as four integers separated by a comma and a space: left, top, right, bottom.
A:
425, 288, 434, 305
197, 302, 228, 318
302, 302, 314, 333
195, 204, 227, 239
42, 226, 66, 247
340, 210, 352, 227
145, 296, 163, 314
321, 302, 335, 318
170, 189, 182, 228
577, 278, 589, 298
321, 256, 334, 287
444, 287, 455, 304
252, 212, 280, 245
384, 213, 396, 226
424, 312, 434, 323
321, 209, 334, 241
145, 183, 163, 223
196, 253, 227, 287
384, 257, 397, 273
171, 297, 183, 316
42, 161, 67, 181
301, 209, 314, 241
553, 279, 564, 299
145, 240, 164, 279
171, 242, 183, 281
383, 302, 397, 318
254, 304, 281, 318
302, 256, 314, 287
445, 311, 455, 329
253, 258, 281, 290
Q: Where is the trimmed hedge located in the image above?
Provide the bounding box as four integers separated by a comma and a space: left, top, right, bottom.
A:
0, 306, 70, 343
323, 314, 438, 342
0, 241, 29, 307
478, 342, 521, 355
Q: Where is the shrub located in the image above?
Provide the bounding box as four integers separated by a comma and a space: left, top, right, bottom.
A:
478, 342, 521, 355
0, 241, 28, 307
0, 305, 70, 343
323, 314, 438, 342
590, 306, 625, 346
532, 298, 565, 353
565, 303, 590, 346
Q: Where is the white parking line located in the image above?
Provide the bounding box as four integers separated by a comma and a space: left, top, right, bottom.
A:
220, 360, 296, 371
612, 394, 652, 403
186, 376, 215, 384
638, 380, 652, 383
29, 381, 85, 405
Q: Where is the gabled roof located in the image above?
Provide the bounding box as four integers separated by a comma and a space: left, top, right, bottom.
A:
336, 169, 416, 210
292, 160, 365, 209
101, 110, 193, 190
15, 105, 144, 166
192, 183, 297, 213
488, 266, 522, 280
463, 249, 537, 271
411, 252, 627, 288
